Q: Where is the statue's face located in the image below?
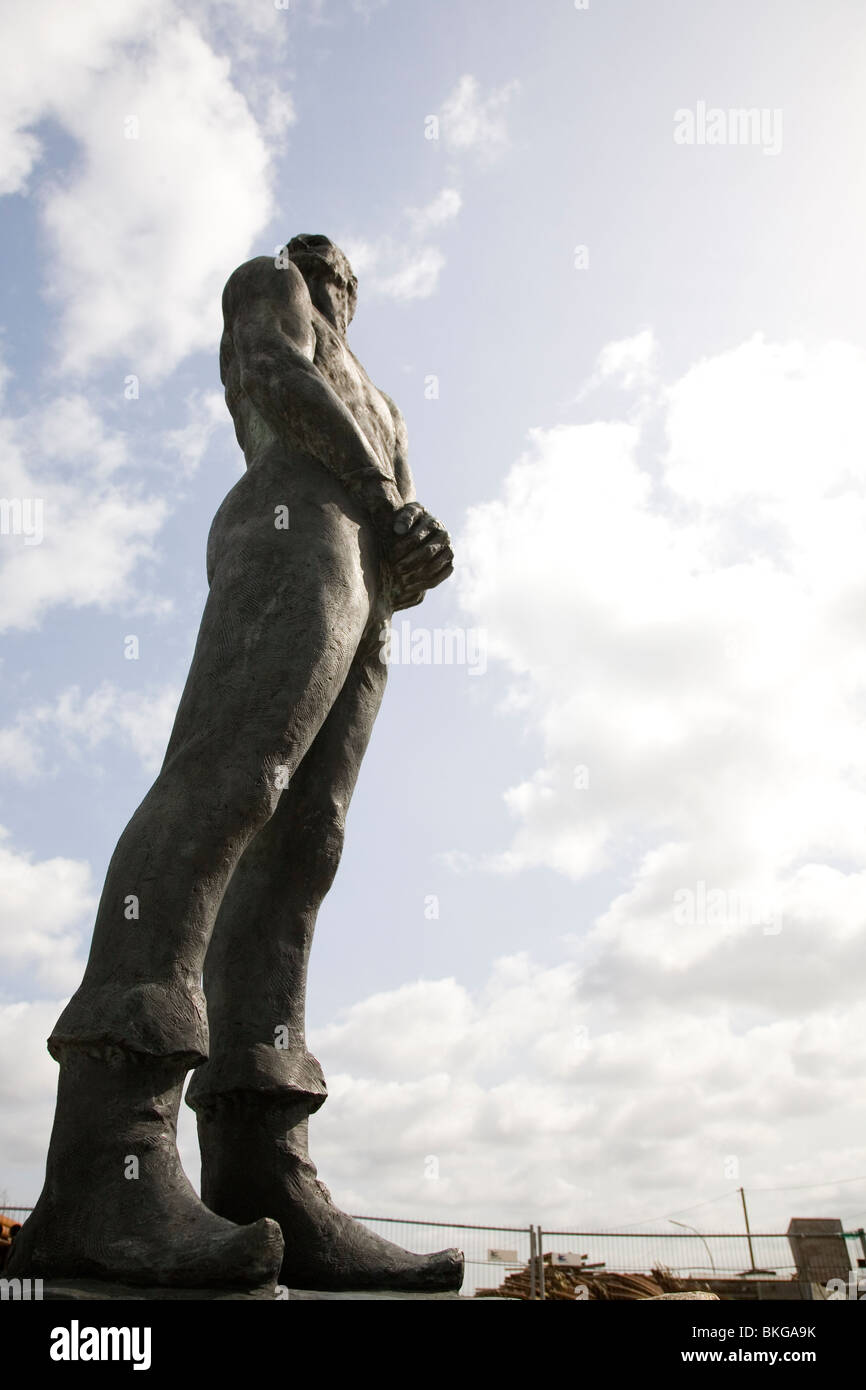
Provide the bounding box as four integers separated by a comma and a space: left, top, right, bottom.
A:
287, 234, 358, 324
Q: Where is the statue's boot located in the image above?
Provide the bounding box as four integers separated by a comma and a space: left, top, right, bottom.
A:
192, 1088, 463, 1292
8, 1046, 283, 1289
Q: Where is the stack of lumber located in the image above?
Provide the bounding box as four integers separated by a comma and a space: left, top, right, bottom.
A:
475, 1257, 705, 1300
0, 1214, 22, 1271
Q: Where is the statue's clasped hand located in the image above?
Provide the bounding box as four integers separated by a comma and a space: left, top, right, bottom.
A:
387, 502, 454, 611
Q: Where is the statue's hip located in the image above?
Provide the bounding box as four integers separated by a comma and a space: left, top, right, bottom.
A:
206, 446, 393, 622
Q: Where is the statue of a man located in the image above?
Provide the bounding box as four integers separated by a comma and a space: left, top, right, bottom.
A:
11, 236, 462, 1292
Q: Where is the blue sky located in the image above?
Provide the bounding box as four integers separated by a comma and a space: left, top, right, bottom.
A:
2, 0, 866, 1240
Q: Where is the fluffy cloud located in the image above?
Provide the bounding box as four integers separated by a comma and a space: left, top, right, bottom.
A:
406, 188, 462, 236
664, 335, 866, 507
457, 335, 866, 912
0, 1001, 69, 1191
342, 73, 520, 305
0, 682, 182, 780
341, 72, 520, 301
439, 74, 520, 157
343, 237, 446, 303
0, 829, 94, 994
596, 327, 658, 391
0, 0, 153, 197
340, 77, 517, 307
305, 954, 866, 1254
343, 189, 463, 303
0, 1, 274, 375
0, 389, 168, 632
162, 390, 228, 476
370, 246, 446, 302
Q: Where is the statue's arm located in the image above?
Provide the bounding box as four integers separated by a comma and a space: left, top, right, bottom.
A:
224, 258, 404, 530
379, 391, 416, 504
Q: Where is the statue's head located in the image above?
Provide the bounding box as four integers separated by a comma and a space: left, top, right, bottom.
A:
286, 234, 358, 333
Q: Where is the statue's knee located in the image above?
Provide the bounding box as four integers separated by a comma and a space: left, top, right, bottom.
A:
160, 736, 286, 837
224, 771, 282, 839
164, 767, 277, 848
302, 807, 346, 900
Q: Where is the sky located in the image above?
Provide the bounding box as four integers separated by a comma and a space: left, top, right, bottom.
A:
2, 0, 866, 1246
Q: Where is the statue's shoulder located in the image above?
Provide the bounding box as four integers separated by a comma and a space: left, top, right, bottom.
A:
221, 255, 311, 321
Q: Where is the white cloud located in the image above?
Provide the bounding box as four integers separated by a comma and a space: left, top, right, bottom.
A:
52, 682, 181, 770
260, 87, 297, 138
406, 188, 462, 236
598, 328, 658, 389
342, 187, 463, 303
0, 1000, 71, 1190
664, 335, 866, 507
575, 329, 660, 407
440, 74, 519, 157
0, 724, 41, 781
0, 682, 181, 779
162, 390, 228, 476
373, 247, 446, 301
33, 395, 129, 480
341, 77, 519, 304
0, 0, 156, 197
457, 335, 866, 908
0, 392, 167, 632
0, 2, 275, 376
343, 237, 446, 303
305, 954, 866, 1237
0, 829, 94, 993
196, 0, 290, 47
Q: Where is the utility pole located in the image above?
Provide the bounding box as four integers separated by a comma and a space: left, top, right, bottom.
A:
529, 1226, 537, 1300
738, 1186, 775, 1277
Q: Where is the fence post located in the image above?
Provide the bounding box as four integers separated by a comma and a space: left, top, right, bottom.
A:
538, 1225, 545, 1301
528, 1225, 535, 1300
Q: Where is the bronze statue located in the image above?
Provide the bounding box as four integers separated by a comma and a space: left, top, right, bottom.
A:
12, 236, 462, 1292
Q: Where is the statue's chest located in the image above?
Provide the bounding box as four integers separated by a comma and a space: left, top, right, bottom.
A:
313, 328, 395, 461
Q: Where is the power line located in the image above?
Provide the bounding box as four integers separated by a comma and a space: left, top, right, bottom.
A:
605, 1190, 739, 1231
747, 1174, 866, 1194
603, 1175, 866, 1231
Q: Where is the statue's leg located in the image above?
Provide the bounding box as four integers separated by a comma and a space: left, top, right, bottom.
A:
188, 627, 464, 1292
10, 489, 374, 1287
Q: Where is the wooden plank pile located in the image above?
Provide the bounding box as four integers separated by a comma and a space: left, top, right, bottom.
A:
475, 1256, 707, 1300
0, 1213, 22, 1271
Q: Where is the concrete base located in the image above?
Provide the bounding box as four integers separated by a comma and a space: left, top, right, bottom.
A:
645, 1292, 719, 1300
37, 1279, 493, 1301
38, 1279, 275, 1301
697, 1278, 830, 1301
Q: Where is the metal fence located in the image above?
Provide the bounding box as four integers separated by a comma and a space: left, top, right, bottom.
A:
5, 1207, 865, 1297
352, 1215, 534, 1296
355, 1219, 866, 1295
